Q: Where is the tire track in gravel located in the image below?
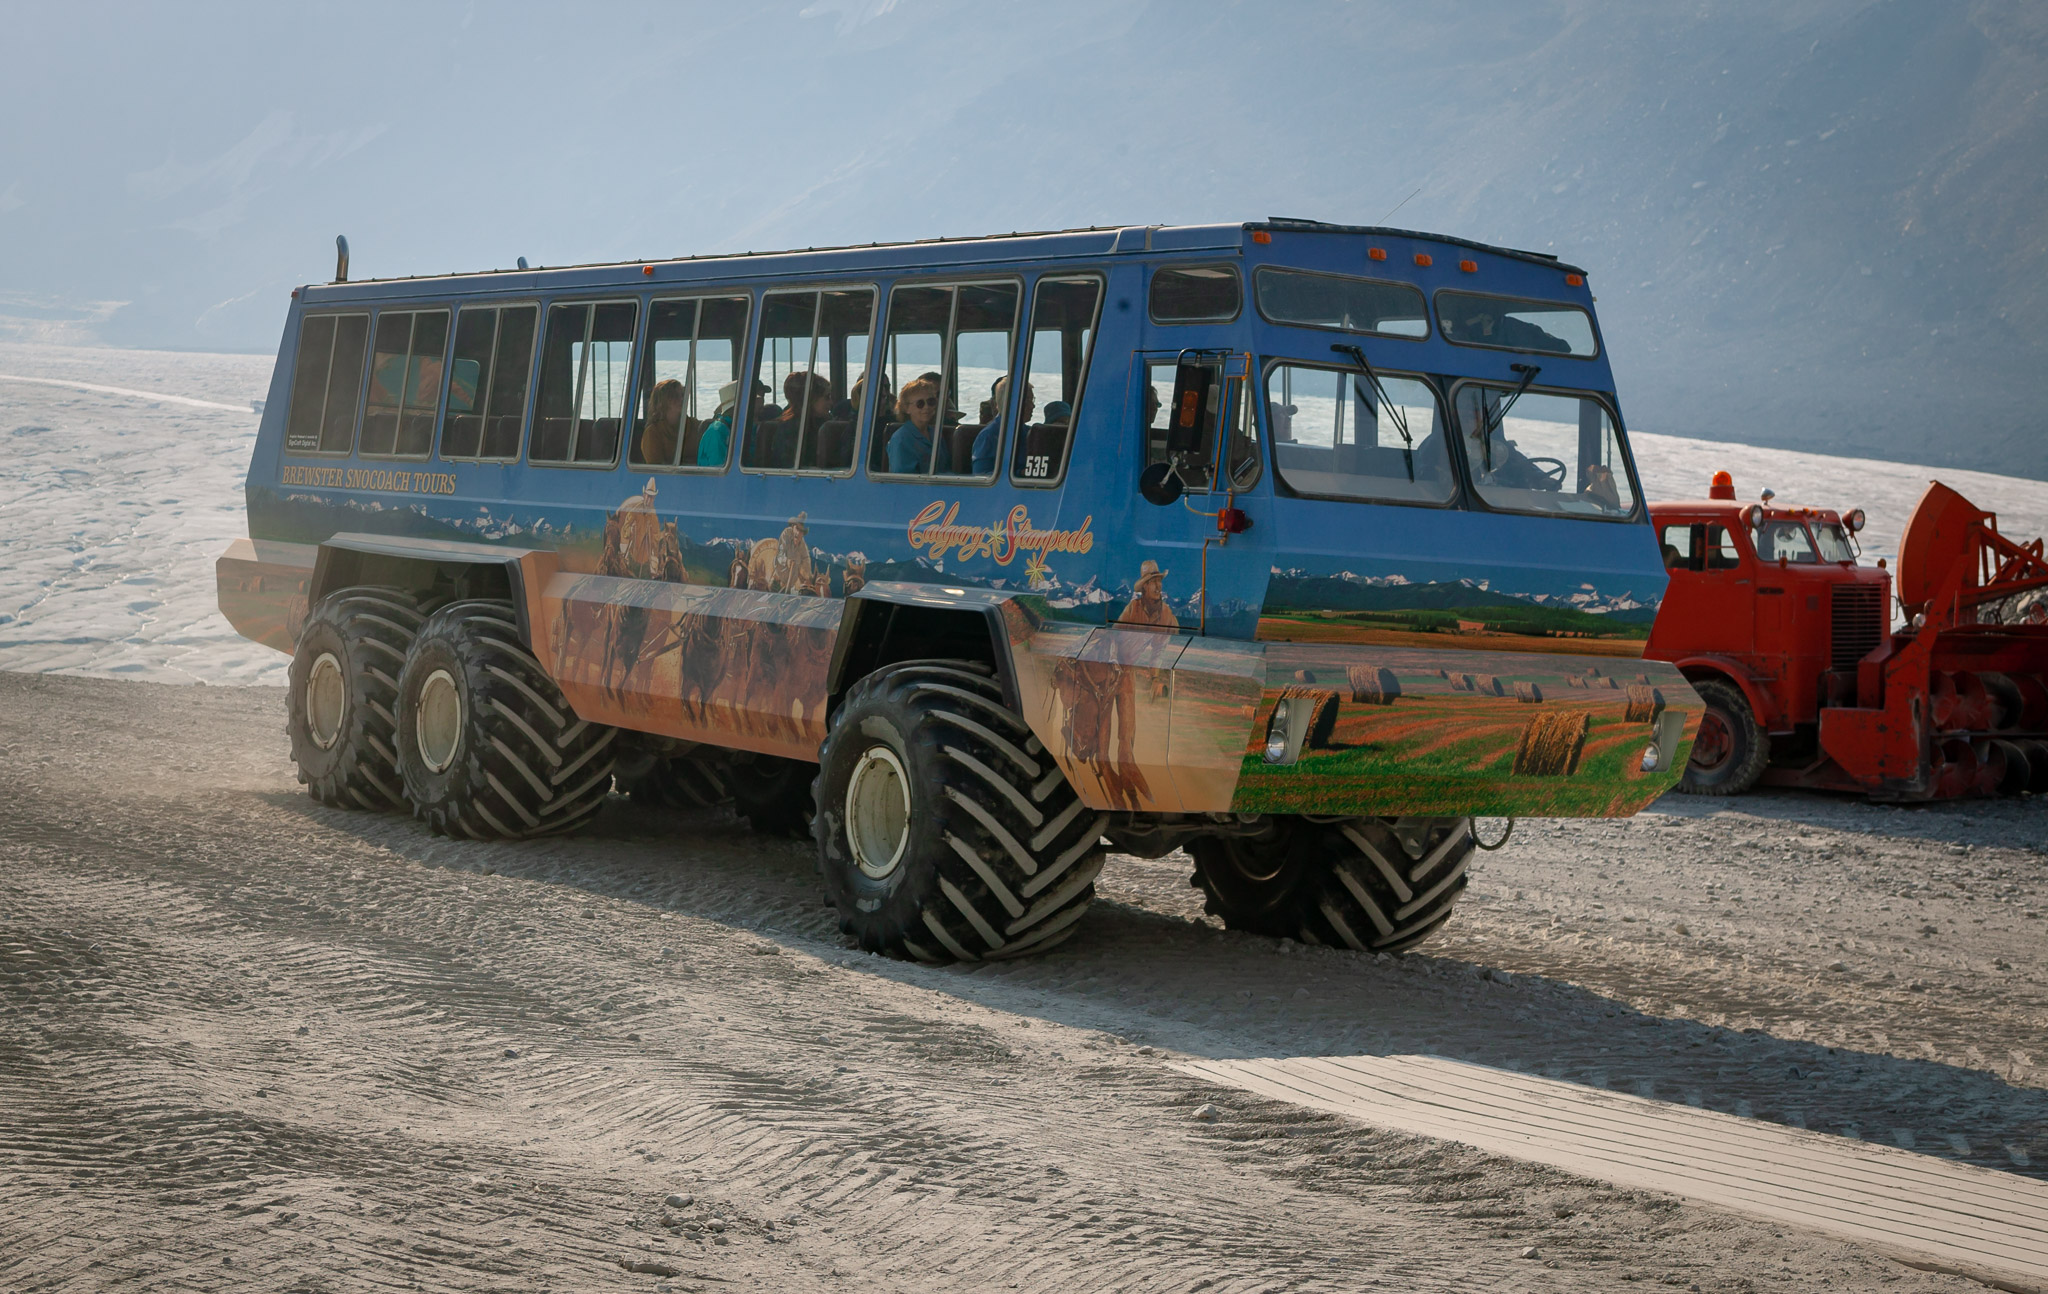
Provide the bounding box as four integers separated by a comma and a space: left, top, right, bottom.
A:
1, 671, 2032, 1292
2, 820, 1563, 1293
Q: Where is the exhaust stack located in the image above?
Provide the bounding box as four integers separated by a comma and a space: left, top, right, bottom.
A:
334, 235, 350, 284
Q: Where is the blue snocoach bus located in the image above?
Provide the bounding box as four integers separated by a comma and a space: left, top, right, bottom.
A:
219, 219, 1701, 962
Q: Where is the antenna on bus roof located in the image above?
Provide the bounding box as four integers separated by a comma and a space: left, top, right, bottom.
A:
517, 256, 529, 270
333, 235, 349, 284
1378, 187, 1422, 223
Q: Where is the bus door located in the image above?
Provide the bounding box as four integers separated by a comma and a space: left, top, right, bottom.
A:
1129, 350, 1265, 634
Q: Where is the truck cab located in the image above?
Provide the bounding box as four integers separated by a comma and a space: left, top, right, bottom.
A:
1647, 471, 1890, 792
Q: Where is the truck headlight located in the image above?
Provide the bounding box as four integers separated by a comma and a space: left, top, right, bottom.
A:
1264, 700, 1292, 763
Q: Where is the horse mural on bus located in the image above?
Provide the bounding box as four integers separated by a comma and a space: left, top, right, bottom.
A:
542, 485, 839, 759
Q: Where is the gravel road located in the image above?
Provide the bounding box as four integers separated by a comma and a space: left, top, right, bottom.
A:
2, 672, 2042, 1292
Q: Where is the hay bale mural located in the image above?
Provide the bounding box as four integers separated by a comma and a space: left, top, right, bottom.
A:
1473, 674, 1505, 696
1448, 672, 1475, 692
1277, 685, 1341, 748
1513, 710, 1589, 777
1514, 680, 1543, 704
1346, 664, 1401, 706
1624, 685, 1666, 725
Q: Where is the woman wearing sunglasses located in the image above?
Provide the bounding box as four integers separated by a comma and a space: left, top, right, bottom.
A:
884, 375, 943, 475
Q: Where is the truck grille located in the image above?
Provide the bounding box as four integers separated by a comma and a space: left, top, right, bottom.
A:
1831, 584, 1885, 670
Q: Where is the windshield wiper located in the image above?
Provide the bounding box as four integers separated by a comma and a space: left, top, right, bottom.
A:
1330, 344, 1414, 481
1476, 362, 1542, 472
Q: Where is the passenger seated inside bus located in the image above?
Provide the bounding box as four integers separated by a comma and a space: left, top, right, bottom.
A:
635, 379, 687, 466
756, 370, 833, 470
696, 378, 765, 468
885, 376, 942, 474
852, 373, 894, 429
972, 377, 1033, 475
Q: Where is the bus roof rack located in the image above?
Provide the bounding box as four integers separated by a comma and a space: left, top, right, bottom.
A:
308, 219, 1585, 289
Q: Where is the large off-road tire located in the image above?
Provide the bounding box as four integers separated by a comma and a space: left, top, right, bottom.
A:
814, 661, 1109, 962
729, 755, 815, 837
617, 752, 731, 810
1190, 817, 1473, 954
394, 599, 617, 840
286, 587, 423, 811
1679, 677, 1769, 796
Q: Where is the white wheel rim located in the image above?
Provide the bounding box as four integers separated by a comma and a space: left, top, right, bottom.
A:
416, 668, 463, 774
845, 745, 911, 881
305, 652, 345, 750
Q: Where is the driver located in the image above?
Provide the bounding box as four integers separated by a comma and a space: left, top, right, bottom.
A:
1465, 406, 1556, 491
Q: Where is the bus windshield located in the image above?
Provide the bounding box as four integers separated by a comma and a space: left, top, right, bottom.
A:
1453, 385, 1636, 519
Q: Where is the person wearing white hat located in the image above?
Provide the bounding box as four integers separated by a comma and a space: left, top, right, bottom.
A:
695, 378, 767, 468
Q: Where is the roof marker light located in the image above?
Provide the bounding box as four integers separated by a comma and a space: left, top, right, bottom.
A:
642, 265, 655, 276
1458, 259, 1477, 273
1368, 247, 1387, 261
1414, 253, 1433, 267
1566, 273, 1584, 286
1251, 230, 1272, 245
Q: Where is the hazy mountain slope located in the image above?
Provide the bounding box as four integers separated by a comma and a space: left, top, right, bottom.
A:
0, 1, 2038, 475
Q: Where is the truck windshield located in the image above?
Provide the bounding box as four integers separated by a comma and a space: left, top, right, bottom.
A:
1812, 522, 1856, 562
1755, 520, 1819, 563
1452, 385, 1636, 519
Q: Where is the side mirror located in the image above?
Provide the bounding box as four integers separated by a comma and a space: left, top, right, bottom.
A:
1139, 461, 1184, 507
1166, 363, 1217, 456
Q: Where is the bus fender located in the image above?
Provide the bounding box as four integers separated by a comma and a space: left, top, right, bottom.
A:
310, 533, 562, 651
827, 582, 1023, 715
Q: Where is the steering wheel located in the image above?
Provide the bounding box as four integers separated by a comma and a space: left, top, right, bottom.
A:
1527, 456, 1568, 489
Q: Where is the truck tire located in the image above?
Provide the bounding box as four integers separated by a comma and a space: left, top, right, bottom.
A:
394, 599, 617, 840
729, 755, 815, 837
814, 661, 1108, 962
286, 587, 423, 811
1679, 677, 1768, 795
1191, 817, 1472, 954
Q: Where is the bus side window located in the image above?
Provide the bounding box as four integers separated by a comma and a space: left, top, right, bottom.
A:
361, 309, 448, 459
283, 313, 369, 456
1010, 276, 1102, 486
871, 281, 1019, 479
630, 295, 750, 470
742, 287, 875, 474
530, 300, 638, 466
441, 304, 536, 462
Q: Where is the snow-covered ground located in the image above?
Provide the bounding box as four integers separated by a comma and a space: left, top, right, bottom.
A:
3, 341, 2044, 686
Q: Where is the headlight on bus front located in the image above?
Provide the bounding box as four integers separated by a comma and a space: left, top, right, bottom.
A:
1641, 744, 1661, 773
1264, 700, 1292, 763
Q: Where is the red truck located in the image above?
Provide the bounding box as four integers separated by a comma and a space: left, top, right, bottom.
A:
1646, 472, 2048, 799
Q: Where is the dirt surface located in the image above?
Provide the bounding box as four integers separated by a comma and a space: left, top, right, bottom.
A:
2, 672, 2043, 1293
